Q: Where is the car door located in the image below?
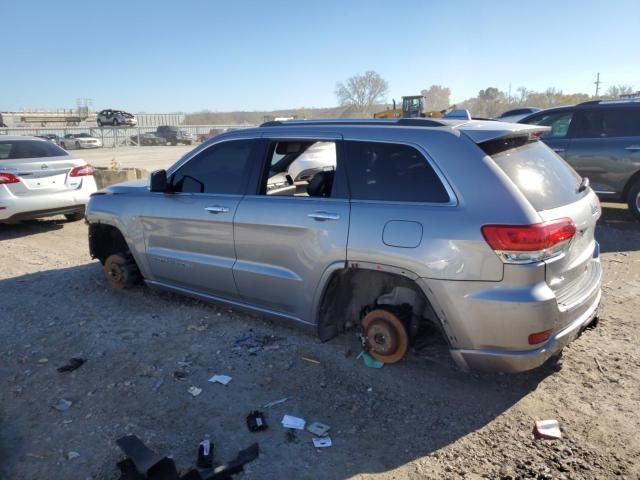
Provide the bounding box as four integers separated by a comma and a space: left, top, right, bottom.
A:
141, 137, 259, 300
564, 107, 640, 196
522, 109, 574, 158
232, 133, 350, 323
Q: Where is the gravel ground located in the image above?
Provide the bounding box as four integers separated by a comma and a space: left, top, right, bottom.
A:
0, 205, 638, 480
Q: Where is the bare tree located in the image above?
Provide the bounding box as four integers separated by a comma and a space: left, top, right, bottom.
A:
335, 71, 389, 108
420, 85, 451, 111
605, 84, 636, 98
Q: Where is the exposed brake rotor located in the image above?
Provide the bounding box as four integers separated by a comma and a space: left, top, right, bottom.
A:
361, 309, 409, 364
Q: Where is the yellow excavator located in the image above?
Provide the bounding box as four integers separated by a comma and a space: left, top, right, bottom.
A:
374, 95, 453, 119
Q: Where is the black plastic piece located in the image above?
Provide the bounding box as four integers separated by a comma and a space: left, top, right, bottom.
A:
246, 411, 268, 432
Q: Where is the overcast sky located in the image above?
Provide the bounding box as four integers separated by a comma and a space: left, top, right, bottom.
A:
2, 0, 639, 112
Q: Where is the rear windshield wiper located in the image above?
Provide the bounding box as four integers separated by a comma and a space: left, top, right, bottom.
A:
578, 177, 589, 193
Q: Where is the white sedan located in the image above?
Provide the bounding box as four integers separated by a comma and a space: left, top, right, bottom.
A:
59, 133, 102, 149
0, 136, 97, 222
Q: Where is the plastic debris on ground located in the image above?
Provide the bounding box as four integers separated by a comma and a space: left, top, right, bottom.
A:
57, 357, 86, 373
306, 422, 330, 437
208, 374, 232, 385
357, 351, 384, 368
301, 357, 320, 365
533, 419, 562, 439
67, 451, 80, 460
246, 411, 268, 432
281, 415, 306, 430
263, 397, 289, 408
197, 434, 213, 468
53, 399, 73, 412
312, 437, 333, 448
188, 386, 203, 397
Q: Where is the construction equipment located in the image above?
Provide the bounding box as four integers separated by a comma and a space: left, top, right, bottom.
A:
373, 95, 452, 119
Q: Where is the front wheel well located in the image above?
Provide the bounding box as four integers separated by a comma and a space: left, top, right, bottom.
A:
316, 267, 442, 342
88, 223, 131, 264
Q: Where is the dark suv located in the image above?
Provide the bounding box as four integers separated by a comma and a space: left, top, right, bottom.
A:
519, 99, 640, 219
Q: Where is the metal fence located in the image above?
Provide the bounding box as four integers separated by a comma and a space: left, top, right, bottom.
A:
0, 125, 255, 148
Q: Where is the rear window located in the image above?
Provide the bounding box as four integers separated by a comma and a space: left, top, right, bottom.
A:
486, 139, 585, 211
0, 140, 67, 160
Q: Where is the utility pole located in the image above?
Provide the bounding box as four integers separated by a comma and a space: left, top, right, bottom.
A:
594, 72, 601, 97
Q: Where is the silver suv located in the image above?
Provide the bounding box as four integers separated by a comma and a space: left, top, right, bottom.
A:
86, 118, 602, 373
519, 98, 640, 219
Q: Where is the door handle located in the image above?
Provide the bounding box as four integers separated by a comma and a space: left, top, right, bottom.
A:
552, 148, 565, 153
205, 205, 229, 214
308, 211, 340, 221
625, 145, 640, 152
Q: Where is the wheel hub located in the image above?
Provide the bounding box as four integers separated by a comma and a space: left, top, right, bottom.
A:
361, 309, 409, 364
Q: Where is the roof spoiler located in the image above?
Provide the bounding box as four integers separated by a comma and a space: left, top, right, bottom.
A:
451, 121, 551, 143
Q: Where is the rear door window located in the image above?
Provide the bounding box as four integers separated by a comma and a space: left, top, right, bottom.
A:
569, 108, 640, 138
344, 141, 449, 203
525, 111, 574, 138
487, 139, 585, 211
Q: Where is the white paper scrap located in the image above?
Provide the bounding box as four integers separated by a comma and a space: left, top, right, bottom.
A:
534, 419, 562, 439
312, 437, 332, 448
188, 386, 203, 397
208, 374, 232, 385
281, 415, 306, 430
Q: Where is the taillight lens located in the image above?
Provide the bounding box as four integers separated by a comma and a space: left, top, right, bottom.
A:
0, 172, 20, 184
482, 218, 576, 264
70, 165, 94, 177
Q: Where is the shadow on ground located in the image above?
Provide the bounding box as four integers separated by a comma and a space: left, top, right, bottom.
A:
0, 218, 68, 241
0, 263, 558, 479
597, 203, 640, 253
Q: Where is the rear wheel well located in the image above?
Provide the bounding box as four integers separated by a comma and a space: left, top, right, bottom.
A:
622, 169, 640, 201
316, 268, 442, 342
88, 223, 132, 265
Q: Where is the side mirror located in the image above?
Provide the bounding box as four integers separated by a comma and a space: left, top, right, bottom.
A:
149, 169, 169, 193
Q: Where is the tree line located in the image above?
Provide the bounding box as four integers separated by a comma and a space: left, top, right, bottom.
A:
335, 71, 637, 117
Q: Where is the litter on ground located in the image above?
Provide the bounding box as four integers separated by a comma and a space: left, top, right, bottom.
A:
281, 415, 306, 430
312, 437, 333, 448
533, 419, 562, 439
53, 399, 73, 412
263, 397, 289, 408
208, 374, 232, 385
357, 351, 384, 368
188, 386, 203, 397
306, 421, 331, 437
57, 357, 86, 373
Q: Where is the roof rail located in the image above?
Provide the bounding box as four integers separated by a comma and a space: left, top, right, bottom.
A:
578, 97, 640, 107
259, 118, 445, 128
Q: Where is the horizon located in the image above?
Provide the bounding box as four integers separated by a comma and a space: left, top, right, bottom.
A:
2, 0, 639, 112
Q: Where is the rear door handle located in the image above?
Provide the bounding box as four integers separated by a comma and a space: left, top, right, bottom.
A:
625, 145, 640, 152
552, 148, 565, 153
308, 211, 340, 221
205, 205, 230, 214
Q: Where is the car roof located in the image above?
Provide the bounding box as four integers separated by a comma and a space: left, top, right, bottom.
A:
0, 135, 52, 141
221, 118, 550, 145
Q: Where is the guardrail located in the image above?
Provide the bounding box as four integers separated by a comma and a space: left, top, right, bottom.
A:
0, 125, 256, 148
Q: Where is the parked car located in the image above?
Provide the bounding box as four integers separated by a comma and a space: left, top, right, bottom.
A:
130, 132, 166, 146
197, 128, 224, 143
35, 133, 60, 144
97, 109, 137, 127
86, 118, 601, 373
495, 107, 541, 123
0, 136, 97, 222
59, 133, 102, 149
519, 98, 640, 219
155, 125, 194, 145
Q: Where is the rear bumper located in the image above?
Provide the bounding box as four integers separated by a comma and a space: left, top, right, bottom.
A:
449, 288, 600, 373
418, 243, 602, 373
0, 179, 96, 222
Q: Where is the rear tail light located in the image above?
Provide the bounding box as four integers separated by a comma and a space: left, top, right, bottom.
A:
482, 218, 576, 264
0, 172, 20, 184
70, 165, 94, 177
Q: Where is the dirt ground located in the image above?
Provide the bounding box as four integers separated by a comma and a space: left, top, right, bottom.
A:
0, 204, 638, 480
